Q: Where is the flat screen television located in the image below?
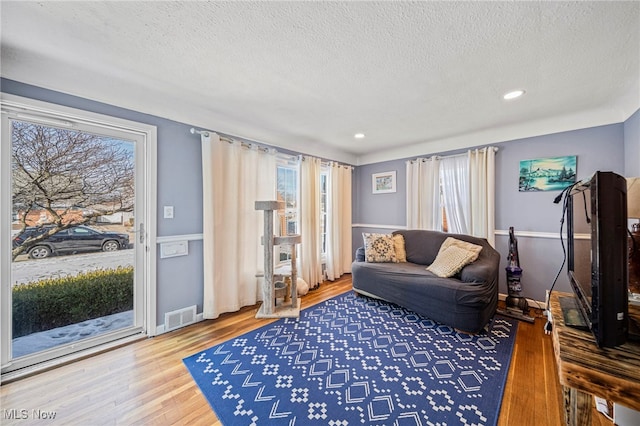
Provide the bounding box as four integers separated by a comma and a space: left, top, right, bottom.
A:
567, 171, 628, 347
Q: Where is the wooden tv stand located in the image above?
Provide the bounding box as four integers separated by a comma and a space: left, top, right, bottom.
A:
550, 292, 640, 425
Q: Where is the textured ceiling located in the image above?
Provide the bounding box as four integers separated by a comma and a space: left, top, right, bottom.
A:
1, 1, 639, 165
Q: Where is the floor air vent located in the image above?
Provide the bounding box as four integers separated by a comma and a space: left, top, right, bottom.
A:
164, 305, 197, 332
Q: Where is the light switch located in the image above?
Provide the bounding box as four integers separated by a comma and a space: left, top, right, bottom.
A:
164, 205, 174, 219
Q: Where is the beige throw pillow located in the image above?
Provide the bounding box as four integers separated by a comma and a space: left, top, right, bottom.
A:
363, 233, 397, 263
393, 234, 407, 263
427, 237, 483, 277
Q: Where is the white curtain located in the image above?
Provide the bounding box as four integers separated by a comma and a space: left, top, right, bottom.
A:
440, 155, 470, 234
201, 133, 276, 319
325, 163, 352, 281
406, 157, 441, 230
468, 147, 496, 246
298, 156, 323, 288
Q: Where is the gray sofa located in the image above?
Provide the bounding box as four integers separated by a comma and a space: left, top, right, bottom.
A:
351, 229, 500, 333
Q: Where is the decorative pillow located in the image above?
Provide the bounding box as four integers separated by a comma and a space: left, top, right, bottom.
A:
426, 237, 483, 277
393, 234, 407, 262
363, 233, 397, 263
439, 237, 484, 255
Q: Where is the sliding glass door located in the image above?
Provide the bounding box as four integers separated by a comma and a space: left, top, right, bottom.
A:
1, 95, 156, 378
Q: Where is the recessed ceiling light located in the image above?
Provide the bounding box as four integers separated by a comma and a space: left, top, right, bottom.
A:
354, 133, 365, 139
503, 90, 526, 100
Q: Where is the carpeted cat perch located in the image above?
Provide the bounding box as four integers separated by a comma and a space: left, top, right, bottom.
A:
255, 200, 301, 319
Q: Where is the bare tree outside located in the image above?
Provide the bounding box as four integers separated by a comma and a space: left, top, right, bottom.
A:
11, 121, 134, 259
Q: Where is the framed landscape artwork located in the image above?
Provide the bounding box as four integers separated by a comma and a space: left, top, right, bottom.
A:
372, 171, 396, 194
519, 156, 577, 192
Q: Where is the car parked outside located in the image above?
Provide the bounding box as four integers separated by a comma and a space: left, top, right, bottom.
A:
12, 225, 130, 259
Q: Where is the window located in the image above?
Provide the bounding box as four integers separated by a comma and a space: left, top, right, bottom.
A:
276, 158, 298, 262
439, 178, 448, 232
275, 158, 330, 264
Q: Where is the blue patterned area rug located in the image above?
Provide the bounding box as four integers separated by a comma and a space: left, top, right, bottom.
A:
183, 292, 518, 425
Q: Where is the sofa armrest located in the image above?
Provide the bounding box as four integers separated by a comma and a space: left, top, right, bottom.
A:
355, 247, 366, 262
459, 249, 500, 284
460, 261, 495, 283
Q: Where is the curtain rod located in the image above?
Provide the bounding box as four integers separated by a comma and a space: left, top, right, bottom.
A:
408, 146, 499, 163
190, 127, 210, 137
190, 127, 353, 169
191, 127, 277, 155
190, 127, 259, 145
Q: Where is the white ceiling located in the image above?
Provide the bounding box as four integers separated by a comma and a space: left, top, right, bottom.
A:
1, 1, 638, 165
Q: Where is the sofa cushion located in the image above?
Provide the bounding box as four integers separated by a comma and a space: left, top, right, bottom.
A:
363, 233, 397, 263
393, 230, 492, 266
426, 237, 483, 277
393, 234, 407, 262
393, 230, 449, 265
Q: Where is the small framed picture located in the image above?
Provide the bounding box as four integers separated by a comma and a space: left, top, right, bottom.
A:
372, 171, 396, 194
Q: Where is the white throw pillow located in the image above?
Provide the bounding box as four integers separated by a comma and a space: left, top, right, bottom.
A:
427, 237, 483, 277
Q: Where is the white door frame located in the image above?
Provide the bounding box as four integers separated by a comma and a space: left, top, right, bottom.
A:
0, 93, 157, 380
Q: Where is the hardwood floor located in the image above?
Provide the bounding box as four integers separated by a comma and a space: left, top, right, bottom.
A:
1, 275, 611, 425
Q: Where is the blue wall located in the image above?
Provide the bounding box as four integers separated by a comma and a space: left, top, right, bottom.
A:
353, 159, 407, 228
625, 108, 640, 177
493, 124, 625, 302
494, 124, 625, 233
353, 120, 637, 303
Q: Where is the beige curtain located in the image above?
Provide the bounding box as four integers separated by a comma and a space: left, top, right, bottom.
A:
325, 162, 352, 281
468, 147, 496, 246
201, 133, 276, 319
298, 155, 323, 289
406, 157, 441, 230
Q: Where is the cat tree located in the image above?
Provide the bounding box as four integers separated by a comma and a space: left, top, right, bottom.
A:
255, 200, 301, 318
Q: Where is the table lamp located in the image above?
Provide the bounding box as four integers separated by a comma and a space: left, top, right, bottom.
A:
627, 177, 640, 299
